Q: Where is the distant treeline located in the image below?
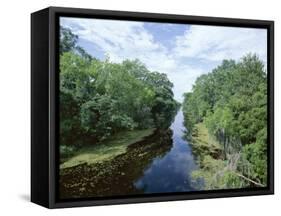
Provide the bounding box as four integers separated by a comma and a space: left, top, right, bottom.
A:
59, 26, 180, 148
183, 54, 267, 189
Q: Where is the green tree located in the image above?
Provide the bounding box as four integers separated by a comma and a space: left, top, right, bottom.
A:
183, 54, 267, 188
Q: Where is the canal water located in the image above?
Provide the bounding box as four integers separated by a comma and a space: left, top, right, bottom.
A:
134, 110, 202, 193
60, 110, 203, 199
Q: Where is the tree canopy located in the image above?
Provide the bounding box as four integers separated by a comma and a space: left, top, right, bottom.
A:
183, 54, 267, 188
59, 26, 180, 148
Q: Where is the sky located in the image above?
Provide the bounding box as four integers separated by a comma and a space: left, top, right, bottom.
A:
60, 17, 267, 102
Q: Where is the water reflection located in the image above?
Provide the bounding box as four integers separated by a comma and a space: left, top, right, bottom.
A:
134, 110, 202, 193
60, 110, 202, 199
60, 128, 174, 198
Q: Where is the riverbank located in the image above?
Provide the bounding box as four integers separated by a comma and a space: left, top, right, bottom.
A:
189, 123, 229, 189
189, 123, 223, 161
59, 129, 173, 198
60, 128, 155, 169
189, 123, 259, 190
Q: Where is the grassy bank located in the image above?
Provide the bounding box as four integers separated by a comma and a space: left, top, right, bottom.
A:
189, 123, 230, 190
190, 123, 258, 190
60, 128, 155, 169
59, 129, 173, 198
190, 123, 222, 161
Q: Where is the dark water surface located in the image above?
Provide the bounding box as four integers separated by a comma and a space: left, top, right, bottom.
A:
134, 110, 202, 193
60, 110, 202, 198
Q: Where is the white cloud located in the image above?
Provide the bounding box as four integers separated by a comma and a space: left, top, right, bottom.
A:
61, 17, 194, 101
61, 17, 167, 65
60, 18, 267, 102
166, 65, 205, 101
174, 25, 267, 63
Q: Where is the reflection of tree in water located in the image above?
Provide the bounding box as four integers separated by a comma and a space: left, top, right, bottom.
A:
60, 129, 173, 199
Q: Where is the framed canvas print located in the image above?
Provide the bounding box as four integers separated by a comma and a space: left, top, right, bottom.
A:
31, 6, 274, 208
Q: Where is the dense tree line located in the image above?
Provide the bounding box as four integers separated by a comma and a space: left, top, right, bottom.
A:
59, 27, 180, 149
183, 54, 267, 188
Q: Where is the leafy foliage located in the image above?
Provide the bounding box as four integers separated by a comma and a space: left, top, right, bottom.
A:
59, 27, 180, 147
183, 54, 267, 188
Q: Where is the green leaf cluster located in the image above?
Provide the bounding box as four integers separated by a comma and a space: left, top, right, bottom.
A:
183, 54, 267, 187
59, 27, 180, 147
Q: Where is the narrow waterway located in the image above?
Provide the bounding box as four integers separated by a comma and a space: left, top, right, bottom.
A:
60, 110, 203, 198
134, 110, 202, 193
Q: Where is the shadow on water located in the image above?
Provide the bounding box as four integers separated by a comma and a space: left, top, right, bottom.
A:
60, 110, 202, 199
60, 129, 174, 198
134, 110, 203, 193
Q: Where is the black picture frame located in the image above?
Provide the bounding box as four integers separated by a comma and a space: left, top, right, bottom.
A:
31, 6, 274, 208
